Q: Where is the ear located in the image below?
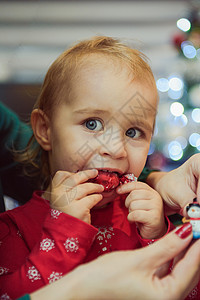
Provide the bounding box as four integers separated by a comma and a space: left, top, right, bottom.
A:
31, 109, 52, 151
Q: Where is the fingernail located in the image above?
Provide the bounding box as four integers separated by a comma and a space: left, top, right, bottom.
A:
175, 223, 192, 239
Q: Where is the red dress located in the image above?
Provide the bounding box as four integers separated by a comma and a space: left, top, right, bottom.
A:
0, 191, 175, 299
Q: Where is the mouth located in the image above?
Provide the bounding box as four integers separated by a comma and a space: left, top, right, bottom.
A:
96, 168, 123, 175
89, 169, 136, 192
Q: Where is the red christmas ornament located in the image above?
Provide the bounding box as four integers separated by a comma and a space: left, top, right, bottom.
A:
172, 33, 185, 49
120, 173, 137, 184
89, 171, 136, 192
89, 171, 120, 191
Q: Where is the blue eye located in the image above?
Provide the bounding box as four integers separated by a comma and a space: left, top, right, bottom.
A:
85, 119, 103, 131
126, 128, 141, 138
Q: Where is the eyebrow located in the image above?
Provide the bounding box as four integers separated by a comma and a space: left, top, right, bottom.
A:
132, 119, 154, 133
73, 108, 110, 116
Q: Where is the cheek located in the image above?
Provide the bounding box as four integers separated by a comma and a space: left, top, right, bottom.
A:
51, 133, 97, 173
128, 147, 149, 177
51, 147, 82, 173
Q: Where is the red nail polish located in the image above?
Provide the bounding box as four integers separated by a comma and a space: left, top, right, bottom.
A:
175, 223, 192, 239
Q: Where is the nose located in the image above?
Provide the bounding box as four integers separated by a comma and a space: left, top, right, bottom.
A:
98, 129, 127, 159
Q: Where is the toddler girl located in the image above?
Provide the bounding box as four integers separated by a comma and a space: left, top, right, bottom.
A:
0, 36, 173, 299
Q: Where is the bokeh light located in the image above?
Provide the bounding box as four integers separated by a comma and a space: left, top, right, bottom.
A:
148, 143, 156, 155
156, 78, 169, 92
168, 89, 183, 100
191, 108, 200, 123
182, 44, 196, 59
169, 77, 183, 91
177, 18, 191, 32
175, 136, 188, 149
173, 114, 188, 127
170, 102, 184, 116
189, 133, 200, 147
168, 141, 183, 161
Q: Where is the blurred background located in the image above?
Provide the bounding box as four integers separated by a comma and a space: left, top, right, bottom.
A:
1, 0, 200, 171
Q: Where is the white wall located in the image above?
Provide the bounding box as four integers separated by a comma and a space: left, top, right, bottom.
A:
0, 0, 188, 82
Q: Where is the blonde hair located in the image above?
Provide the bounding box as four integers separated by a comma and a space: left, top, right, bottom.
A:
18, 36, 156, 189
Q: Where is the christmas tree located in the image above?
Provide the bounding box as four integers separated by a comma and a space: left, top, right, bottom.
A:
147, 1, 200, 171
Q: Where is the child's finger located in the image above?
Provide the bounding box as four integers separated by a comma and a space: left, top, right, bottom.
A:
66, 169, 99, 187
125, 190, 159, 208
52, 183, 104, 206
127, 210, 150, 223
52, 170, 74, 187
53, 169, 98, 190
69, 183, 104, 201
128, 199, 154, 212
117, 181, 152, 194
80, 193, 103, 209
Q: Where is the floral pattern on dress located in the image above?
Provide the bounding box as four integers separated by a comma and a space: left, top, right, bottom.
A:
64, 237, 79, 253
48, 271, 63, 284
0, 293, 11, 300
96, 226, 115, 253
17, 230, 22, 238
27, 266, 41, 282
40, 238, 55, 252
0, 267, 8, 276
147, 239, 155, 245
188, 287, 199, 299
50, 209, 62, 219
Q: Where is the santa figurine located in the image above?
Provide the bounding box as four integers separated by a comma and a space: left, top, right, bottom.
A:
185, 198, 200, 239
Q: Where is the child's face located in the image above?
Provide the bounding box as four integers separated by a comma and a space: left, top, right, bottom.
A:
48, 56, 157, 205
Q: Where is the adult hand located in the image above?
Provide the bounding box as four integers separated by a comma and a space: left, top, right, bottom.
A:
31, 223, 200, 300
147, 154, 200, 215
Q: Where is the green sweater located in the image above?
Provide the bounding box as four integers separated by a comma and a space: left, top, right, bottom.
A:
0, 102, 157, 212
0, 102, 37, 211
17, 295, 30, 300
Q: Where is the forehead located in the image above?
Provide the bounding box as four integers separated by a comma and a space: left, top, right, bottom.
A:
71, 52, 155, 88
69, 55, 158, 119
72, 54, 128, 90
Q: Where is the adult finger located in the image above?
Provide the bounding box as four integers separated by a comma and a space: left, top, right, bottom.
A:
196, 179, 200, 203
139, 223, 193, 271
181, 154, 200, 205
162, 238, 200, 300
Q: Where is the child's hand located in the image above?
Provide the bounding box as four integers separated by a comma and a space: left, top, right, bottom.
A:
50, 169, 104, 224
117, 181, 167, 239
